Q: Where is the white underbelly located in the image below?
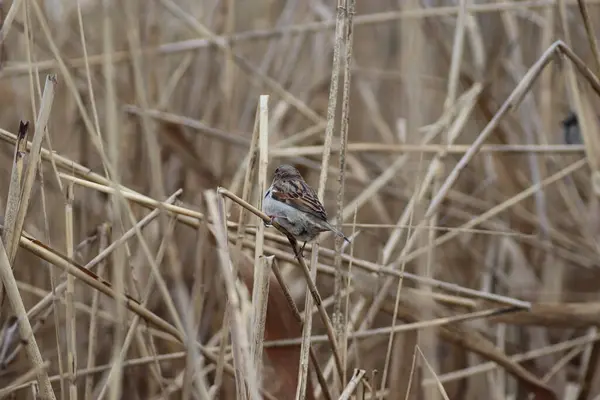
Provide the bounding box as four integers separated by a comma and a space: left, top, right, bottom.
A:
262, 193, 296, 217
262, 193, 322, 241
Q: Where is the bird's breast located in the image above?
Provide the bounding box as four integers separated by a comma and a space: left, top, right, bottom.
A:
262, 194, 308, 222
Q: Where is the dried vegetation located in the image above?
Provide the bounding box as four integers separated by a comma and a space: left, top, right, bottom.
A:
0, 0, 599, 399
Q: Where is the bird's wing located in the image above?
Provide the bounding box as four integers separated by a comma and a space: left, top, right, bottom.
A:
271, 178, 328, 221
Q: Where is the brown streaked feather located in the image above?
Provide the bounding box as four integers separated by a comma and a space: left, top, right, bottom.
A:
271, 178, 328, 222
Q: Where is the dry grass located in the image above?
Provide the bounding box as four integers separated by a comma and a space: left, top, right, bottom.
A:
0, 0, 600, 399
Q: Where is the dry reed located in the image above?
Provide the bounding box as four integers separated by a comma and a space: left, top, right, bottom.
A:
0, 1, 600, 399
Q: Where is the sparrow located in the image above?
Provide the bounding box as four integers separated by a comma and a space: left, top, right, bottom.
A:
262, 164, 350, 252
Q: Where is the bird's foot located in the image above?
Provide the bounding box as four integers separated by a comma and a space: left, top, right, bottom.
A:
300, 241, 308, 256
264, 216, 275, 227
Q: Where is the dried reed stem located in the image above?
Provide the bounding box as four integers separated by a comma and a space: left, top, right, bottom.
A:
2, 121, 28, 259
64, 183, 77, 400
250, 255, 273, 382
205, 190, 260, 400
333, 1, 355, 389
0, 120, 28, 320
297, 0, 349, 394
4, 75, 57, 264
0, 0, 24, 43
576, 0, 600, 76
0, 238, 55, 399
339, 369, 366, 400
250, 95, 270, 383
84, 224, 109, 399
0, 360, 50, 398
269, 258, 333, 400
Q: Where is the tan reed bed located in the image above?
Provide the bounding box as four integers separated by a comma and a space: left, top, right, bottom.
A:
0, 1, 600, 399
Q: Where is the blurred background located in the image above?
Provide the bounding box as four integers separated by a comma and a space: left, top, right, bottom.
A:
0, 0, 599, 399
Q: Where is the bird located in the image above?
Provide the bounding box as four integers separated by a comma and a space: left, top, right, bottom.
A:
262, 164, 350, 252
562, 111, 581, 145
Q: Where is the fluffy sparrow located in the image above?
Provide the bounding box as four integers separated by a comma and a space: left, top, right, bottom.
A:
262, 164, 350, 252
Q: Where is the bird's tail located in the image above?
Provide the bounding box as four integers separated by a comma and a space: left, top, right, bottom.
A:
323, 221, 351, 243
